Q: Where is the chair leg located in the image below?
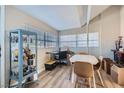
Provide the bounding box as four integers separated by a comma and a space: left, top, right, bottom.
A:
97, 70, 104, 87
93, 74, 96, 88
75, 76, 78, 88
69, 64, 72, 80
88, 78, 92, 88
92, 65, 96, 88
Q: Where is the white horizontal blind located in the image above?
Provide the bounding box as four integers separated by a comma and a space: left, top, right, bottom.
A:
89, 32, 99, 47
60, 35, 76, 47
60, 32, 99, 48
37, 31, 44, 48
77, 33, 87, 47
46, 32, 57, 48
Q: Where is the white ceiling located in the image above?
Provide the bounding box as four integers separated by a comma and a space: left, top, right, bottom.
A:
14, 5, 81, 31
14, 5, 110, 31
90, 5, 110, 19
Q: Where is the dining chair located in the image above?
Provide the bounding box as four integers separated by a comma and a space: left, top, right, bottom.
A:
74, 61, 96, 88
94, 56, 104, 87
68, 52, 88, 81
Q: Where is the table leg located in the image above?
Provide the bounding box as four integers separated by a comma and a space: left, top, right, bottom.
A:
69, 64, 72, 80
69, 63, 75, 83
97, 70, 104, 87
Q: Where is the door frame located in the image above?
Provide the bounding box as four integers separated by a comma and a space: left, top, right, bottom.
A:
0, 5, 6, 88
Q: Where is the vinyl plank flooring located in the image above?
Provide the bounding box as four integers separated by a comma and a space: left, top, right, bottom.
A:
28, 65, 124, 88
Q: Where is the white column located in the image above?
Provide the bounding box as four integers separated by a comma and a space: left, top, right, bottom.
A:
86, 5, 91, 53
0, 5, 6, 88
87, 6, 91, 25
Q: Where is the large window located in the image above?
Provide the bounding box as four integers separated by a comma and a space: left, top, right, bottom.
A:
37, 31, 45, 48
45, 32, 57, 48
60, 35, 76, 47
89, 32, 99, 47
37, 32, 57, 48
77, 33, 87, 47
60, 32, 99, 48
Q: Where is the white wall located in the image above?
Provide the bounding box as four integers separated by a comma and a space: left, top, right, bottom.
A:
120, 6, 124, 46
101, 6, 121, 59
5, 5, 58, 87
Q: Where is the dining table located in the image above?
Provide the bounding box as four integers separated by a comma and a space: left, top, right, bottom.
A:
69, 54, 99, 88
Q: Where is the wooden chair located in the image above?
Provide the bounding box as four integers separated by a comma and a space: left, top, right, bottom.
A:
74, 62, 96, 88
94, 56, 104, 87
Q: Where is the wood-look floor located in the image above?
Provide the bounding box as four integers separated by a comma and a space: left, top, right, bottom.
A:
27, 65, 124, 88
